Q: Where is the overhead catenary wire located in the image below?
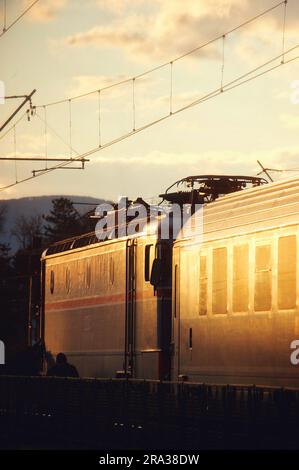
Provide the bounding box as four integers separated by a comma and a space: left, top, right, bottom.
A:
3, 0, 6, 32
0, 0, 40, 38
0, 108, 81, 161
98, 90, 101, 147
0, 0, 295, 190
281, 0, 288, 63
132, 78, 136, 132
0, 111, 28, 141
169, 62, 173, 115
1, 43, 299, 193
13, 125, 18, 183
35, 112, 81, 157
44, 106, 48, 169
265, 167, 299, 172
35, 0, 287, 108
0, 89, 36, 133
221, 35, 225, 92
31, 110, 86, 176
68, 99, 72, 158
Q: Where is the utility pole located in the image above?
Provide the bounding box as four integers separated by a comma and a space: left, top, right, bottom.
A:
0, 89, 36, 133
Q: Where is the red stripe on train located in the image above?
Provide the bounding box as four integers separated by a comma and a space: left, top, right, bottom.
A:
45, 293, 125, 311
45, 290, 171, 311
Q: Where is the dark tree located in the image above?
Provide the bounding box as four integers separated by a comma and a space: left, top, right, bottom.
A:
11, 214, 43, 250
0, 242, 11, 278
44, 197, 83, 243
0, 206, 11, 280
0, 217, 17, 366
0, 205, 6, 234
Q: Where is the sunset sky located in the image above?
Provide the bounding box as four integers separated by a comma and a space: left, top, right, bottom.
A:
1, 0, 299, 202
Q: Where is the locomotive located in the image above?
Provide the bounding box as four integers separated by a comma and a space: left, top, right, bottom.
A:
41, 175, 299, 387
41, 198, 173, 380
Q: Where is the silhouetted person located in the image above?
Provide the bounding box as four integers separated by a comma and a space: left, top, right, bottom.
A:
47, 353, 79, 378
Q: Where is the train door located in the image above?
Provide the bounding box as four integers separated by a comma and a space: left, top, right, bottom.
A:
156, 241, 172, 380
171, 257, 180, 379
39, 259, 46, 345
124, 238, 137, 377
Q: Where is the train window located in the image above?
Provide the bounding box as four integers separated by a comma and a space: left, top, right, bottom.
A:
50, 270, 55, 294
278, 235, 296, 309
86, 262, 91, 289
254, 244, 272, 312
189, 327, 193, 349
233, 245, 249, 313
199, 255, 207, 315
212, 247, 227, 314
144, 244, 153, 281
109, 257, 115, 285
174, 264, 179, 318
158, 242, 171, 283
65, 267, 71, 294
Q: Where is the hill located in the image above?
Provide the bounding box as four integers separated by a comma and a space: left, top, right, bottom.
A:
0, 195, 109, 253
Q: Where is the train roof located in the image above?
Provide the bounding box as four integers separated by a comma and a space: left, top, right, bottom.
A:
176, 174, 299, 244
42, 175, 299, 257
42, 211, 164, 258
159, 174, 267, 204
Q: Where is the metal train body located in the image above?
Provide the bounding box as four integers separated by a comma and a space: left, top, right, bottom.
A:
42, 177, 299, 386
41, 220, 172, 380
173, 176, 299, 387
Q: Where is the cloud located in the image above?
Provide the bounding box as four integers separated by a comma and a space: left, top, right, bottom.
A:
65, 14, 151, 54
95, 0, 150, 15
91, 145, 299, 173
64, 0, 299, 65
84, 145, 299, 200
67, 74, 128, 98
23, 0, 68, 21
1, 130, 47, 156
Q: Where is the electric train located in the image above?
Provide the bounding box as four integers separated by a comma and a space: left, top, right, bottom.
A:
41, 175, 299, 387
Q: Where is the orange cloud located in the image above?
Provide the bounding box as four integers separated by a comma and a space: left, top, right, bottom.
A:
64, 0, 299, 65
23, 0, 68, 21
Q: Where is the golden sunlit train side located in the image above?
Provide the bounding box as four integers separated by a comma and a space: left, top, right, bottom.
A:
172, 176, 299, 387
41, 217, 172, 380
41, 175, 299, 387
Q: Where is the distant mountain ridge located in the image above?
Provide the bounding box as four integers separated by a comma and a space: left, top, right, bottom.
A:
0, 195, 109, 253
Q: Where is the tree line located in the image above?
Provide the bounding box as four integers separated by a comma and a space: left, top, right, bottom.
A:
0, 197, 97, 363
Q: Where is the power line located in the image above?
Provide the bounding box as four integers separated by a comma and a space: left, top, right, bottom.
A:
3, 0, 6, 31
1, 0, 40, 38
0, 89, 36, 132
98, 90, 101, 147
281, 0, 288, 63
0, 111, 28, 141
0, 110, 88, 162
257, 160, 274, 182
35, 112, 81, 157
13, 125, 18, 183
1, 43, 298, 193
220, 35, 225, 92
35, 0, 287, 108
169, 61, 173, 115
0, 0, 294, 191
